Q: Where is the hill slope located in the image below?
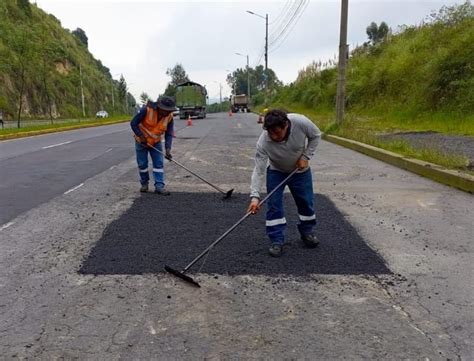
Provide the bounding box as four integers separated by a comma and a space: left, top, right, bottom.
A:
0, 0, 131, 120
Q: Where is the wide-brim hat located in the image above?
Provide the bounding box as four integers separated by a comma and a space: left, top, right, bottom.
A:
156, 96, 177, 112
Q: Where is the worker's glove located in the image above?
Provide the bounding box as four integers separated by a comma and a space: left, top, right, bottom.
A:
165, 149, 172, 160
247, 197, 261, 215
136, 135, 148, 147
296, 157, 309, 170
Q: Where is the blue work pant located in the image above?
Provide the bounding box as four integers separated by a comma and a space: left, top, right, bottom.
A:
135, 142, 165, 189
266, 168, 316, 245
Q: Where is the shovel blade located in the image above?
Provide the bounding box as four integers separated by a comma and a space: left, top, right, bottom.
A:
164, 265, 201, 288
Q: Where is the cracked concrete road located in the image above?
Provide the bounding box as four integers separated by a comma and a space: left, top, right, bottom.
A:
0, 113, 472, 359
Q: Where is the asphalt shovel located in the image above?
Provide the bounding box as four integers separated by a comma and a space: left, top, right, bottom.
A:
164, 168, 299, 287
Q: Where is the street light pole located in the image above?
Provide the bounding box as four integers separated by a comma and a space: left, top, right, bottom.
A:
336, 0, 349, 125
79, 64, 86, 117
111, 79, 115, 110
235, 52, 250, 99
246, 55, 250, 99
246, 10, 268, 71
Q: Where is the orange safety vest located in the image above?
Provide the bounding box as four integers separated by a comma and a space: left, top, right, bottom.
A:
136, 106, 173, 146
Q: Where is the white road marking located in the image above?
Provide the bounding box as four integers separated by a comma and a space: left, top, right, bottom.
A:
237, 123, 242, 128
105, 148, 113, 153
0, 222, 14, 231
42, 141, 71, 149
64, 183, 84, 195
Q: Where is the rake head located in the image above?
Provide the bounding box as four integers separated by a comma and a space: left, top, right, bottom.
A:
164, 265, 201, 288
223, 188, 234, 200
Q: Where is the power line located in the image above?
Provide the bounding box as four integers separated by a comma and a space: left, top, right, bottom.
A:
269, 0, 306, 48
250, 0, 307, 68
269, 0, 309, 54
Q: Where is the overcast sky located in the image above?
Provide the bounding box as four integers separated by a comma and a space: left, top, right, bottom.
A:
37, 0, 461, 103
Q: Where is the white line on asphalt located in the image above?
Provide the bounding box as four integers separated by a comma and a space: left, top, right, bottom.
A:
64, 183, 84, 194
105, 148, 113, 153
0, 222, 15, 231
42, 141, 72, 149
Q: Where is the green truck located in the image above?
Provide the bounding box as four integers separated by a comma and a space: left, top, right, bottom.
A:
175, 81, 207, 119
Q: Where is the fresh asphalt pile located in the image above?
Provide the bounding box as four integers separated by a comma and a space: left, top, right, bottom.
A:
80, 192, 390, 277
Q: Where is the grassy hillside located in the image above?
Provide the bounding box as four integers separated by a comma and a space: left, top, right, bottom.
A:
272, 1, 474, 135
0, 0, 132, 122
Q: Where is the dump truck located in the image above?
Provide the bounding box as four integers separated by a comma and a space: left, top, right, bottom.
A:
175, 81, 207, 119
230, 94, 250, 113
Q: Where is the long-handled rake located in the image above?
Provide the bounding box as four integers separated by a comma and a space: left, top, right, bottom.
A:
147, 143, 234, 200
164, 168, 299, 287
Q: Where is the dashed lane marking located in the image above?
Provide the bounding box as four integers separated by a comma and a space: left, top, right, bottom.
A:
0, 222, 15, 231
42, 141, 72, 149
64, 183, 84, 195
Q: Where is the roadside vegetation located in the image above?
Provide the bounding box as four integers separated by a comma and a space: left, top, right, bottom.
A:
0, 0, 136, 128
263, 1, 474, 171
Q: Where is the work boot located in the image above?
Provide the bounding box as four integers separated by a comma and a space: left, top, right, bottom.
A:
301, 233, 320, 248
268, 244, 283, 257
140, 184, 148, 193
154, 187, 170, 196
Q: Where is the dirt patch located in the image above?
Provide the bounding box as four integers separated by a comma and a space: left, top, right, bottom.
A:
379, 131, 474, 167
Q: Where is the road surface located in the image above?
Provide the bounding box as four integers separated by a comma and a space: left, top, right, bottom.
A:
0, 113, 472, 359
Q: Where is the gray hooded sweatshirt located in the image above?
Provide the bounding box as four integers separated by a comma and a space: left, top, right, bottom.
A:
250, 113, 321, 199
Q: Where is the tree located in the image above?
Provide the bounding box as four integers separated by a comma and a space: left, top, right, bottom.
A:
117, 74, 127, 111
8, 25, 36, 127
17, 0, 31, 15
140, 92, 150, 105
366, 21, 390, 45
227, 65, 281, 105
164, 63, 190, 97
72, 28, 88, 47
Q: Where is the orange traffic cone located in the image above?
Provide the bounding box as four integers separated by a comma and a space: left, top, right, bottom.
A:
187, 115, 193, 126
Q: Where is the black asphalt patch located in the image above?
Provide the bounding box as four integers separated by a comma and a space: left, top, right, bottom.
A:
79, 193, 391, 276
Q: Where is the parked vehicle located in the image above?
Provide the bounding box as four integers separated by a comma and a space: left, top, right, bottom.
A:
175, 81, 207, 119
230, 94, 250, 113
96, 110, 109, 118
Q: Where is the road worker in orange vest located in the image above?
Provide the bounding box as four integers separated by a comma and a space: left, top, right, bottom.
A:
130, 96, 176, 195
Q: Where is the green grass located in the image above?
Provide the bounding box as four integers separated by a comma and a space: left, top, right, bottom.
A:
333, 126, 470, 170
351, 109, 474, 136
0, 115, 129, 138
260, 102, 472, 172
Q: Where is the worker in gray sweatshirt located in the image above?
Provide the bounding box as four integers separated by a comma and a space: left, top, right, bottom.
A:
247, 109, 321, 257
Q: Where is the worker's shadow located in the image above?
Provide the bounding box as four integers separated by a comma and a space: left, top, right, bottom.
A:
79, 193, 391, 276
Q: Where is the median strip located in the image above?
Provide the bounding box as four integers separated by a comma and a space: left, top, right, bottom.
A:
323, 134, 474, 193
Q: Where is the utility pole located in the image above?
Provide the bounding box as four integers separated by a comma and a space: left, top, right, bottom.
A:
219, 83, 222, 104
79, 64, 85, 117
246, 55, 250, 99
111, 79, 115, 110
336, 0, 349, 125
265, 13, 268, 71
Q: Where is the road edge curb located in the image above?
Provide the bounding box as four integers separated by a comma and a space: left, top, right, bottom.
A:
323, 134, 474, 194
